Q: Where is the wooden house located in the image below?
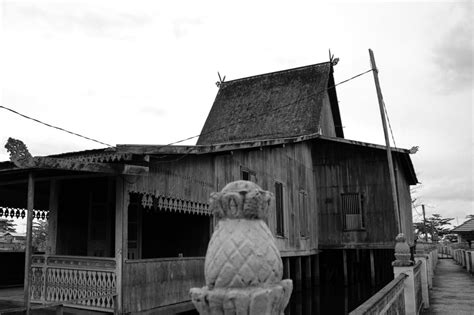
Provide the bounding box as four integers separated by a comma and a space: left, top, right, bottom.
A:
0, 61, 417, 314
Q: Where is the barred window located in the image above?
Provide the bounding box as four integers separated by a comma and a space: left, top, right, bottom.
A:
341, 193, 364, 230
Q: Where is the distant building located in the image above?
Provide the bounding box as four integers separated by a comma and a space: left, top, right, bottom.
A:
452, 218, 474, 248
0, 231, 26, 251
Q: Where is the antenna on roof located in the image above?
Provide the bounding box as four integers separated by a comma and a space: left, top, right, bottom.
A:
328, 49, 339, 66
216, 72, 226, 88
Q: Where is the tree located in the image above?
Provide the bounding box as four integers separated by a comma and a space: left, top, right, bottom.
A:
413, 213, 454, 241
0, 218, 17, 233
466, 214, 474, 219
32, 220, 48, 252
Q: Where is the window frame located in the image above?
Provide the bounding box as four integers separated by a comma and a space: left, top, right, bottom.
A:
275, 181, 285, 237
341, 192, 365, 231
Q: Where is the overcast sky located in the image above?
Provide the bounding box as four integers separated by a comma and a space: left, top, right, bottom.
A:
1, 0, 472, 231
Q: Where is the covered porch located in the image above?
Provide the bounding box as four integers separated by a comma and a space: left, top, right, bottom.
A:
0, 158, 211, 313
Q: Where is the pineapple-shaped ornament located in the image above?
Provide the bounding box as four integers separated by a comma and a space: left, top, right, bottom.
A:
190, 180, 293, 314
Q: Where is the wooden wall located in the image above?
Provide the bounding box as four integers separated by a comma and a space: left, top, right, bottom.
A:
212, 142, 318, 255
125, 142, 318, 256
319, 93, 337, 138
394, 155, 415, 246
122, 257, 204, 313
313, 141, 414, 248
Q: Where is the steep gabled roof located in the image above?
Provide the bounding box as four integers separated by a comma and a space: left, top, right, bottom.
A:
197, 62, 343, 145
452, 218, 474, 233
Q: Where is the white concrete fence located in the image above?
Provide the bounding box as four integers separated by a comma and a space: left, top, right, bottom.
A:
452, 247, 474, 275
350, 237, 438, 315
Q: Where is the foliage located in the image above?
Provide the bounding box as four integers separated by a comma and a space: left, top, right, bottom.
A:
466, 214, 474, 219
0, 218, 17, 233
32, 220, 48, 252
414, 213, 454, 241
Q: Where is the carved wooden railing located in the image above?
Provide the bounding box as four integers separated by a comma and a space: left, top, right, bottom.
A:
31, 255, 117, 312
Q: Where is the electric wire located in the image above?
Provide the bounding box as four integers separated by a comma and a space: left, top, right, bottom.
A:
0, 105, 113, 147
382, 100, 397, 149
1, 68, 373, 157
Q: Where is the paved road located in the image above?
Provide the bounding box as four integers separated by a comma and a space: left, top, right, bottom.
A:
423, 258, 474, 315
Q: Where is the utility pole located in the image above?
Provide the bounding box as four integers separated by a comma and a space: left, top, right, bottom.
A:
369, 49, 401, 233
422, 204, 428, 242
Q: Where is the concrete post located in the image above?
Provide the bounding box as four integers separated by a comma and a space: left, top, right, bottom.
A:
393, 233, 417, 315
416, 244, 433, 289
466, 251, 472, 273
414, 254, 429, 309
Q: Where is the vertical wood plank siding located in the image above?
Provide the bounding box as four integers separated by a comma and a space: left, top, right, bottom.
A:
314, 141, 413, 247
121, 142, 317, 312
127, 142, 318, 254
123, 258, 204, 313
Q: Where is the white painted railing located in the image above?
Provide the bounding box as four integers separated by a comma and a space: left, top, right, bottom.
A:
31, 255, 117, 312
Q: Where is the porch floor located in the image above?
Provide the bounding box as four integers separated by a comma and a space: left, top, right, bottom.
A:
0, 286, 24, 311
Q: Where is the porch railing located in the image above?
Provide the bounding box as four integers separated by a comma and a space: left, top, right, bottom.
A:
31, 255, 117, 312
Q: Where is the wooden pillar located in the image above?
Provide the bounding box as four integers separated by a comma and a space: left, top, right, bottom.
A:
311, 254, 320, 287
370, 249, 376, 287
115, 177, 128, 314
23, 173, 34, 315
294, 256, 302, 291
47, 180, 59, 255
369, 49, 401, 233
303, 255, 312, 288
283, 257, 290, 280
342, 249, 348, 286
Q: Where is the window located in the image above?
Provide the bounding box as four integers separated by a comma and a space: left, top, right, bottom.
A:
341, 193, 364, 230
275, 182, 284, 236
299, 190, 309, 237
241, 169, 250, 180
240, 166, 256, 182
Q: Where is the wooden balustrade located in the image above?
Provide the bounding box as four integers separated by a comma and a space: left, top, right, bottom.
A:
31, 255, 117, 312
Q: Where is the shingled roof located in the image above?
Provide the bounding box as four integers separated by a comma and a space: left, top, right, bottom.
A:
197, 62, 344, 145
452, 218, 474, 233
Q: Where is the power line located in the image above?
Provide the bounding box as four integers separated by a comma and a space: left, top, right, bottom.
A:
382, 100, 397, 148
0, 105, 113, 147
2, 68, 373, 155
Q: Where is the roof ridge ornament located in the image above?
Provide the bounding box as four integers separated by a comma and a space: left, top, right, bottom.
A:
215, 71, 226, 88
5, 137, 36, 168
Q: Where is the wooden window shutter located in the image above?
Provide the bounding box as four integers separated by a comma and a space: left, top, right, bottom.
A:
341, 193, 364, 230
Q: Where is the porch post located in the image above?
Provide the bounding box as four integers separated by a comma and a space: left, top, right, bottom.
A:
24, 173, 34, 315
115, 176, 128, 314
47, 180, 59, 255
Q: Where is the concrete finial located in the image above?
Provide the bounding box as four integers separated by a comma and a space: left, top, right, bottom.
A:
190, 180, 293, 314
393, 233, 414, 266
